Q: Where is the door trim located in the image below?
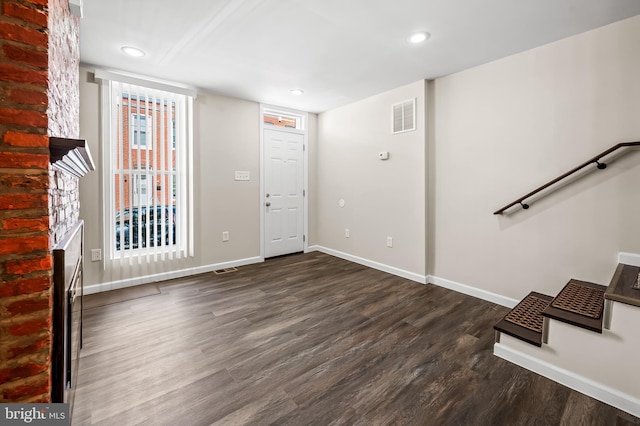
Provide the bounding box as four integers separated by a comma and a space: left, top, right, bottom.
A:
259, 104, 309, 260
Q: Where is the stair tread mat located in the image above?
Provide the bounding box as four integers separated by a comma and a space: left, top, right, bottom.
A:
504, 293, 550, 333
551, 282, 605, 319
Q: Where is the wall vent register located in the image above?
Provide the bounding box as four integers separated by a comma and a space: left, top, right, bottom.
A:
392, 98, 416, 134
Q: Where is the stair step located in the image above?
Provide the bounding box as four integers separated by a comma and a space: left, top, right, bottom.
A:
542, 279, 606, 333
604, 263, 640, 307
494, 292, 553, 347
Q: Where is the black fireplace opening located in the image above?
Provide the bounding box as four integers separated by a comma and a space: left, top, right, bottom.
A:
51, 220, 84, 417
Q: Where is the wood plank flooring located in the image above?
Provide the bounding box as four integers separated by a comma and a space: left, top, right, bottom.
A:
72, 252, 639, 425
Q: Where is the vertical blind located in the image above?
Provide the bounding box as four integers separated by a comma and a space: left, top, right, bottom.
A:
105, 79, 193, 263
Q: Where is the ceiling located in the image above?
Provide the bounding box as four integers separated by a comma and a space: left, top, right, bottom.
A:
79, 0, 640, 113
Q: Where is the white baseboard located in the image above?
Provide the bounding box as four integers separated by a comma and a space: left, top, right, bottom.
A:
494, 343, 640, 418
307, 245, 428, 284
427, 275, 519, 308
619, 252, 640, 267
307, 245, 519, 308
84, 256, 264, 295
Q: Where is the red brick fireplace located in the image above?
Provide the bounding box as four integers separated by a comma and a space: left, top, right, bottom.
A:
0, 0, 81, 402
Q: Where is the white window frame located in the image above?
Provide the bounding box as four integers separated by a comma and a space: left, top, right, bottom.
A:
131, 113, 153, 149
132, 166, 150, 207
263, 107, 306, 131
97, 69, 196, 264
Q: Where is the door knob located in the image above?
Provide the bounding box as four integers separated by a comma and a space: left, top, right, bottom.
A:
265, 201, 271, 207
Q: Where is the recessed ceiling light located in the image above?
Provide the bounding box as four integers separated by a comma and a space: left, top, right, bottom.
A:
121, 46, 145, 57
290, 89, 304, 96
409, 32, 430, 44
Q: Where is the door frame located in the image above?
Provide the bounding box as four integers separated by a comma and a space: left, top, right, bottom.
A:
259, 104, 309, 260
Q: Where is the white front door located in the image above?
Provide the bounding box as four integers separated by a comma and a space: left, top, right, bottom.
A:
264, 129, 304, 258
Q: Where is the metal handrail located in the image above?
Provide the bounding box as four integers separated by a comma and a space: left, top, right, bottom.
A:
493, 141, 640, 215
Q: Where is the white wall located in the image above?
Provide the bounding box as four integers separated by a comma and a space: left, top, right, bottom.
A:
80, 14, 640, 301
79, 67, 317, 288
315, 80, 427, 277
432, 15, 640, 300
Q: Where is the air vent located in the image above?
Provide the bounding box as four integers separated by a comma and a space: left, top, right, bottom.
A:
213, 267, 238, 275
392, 98, 416, 134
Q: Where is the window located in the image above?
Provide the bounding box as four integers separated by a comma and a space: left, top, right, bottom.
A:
172, 119, 176, 150
263, 108, 305, 130
102, 76, 194, 260
132, 167, 149, 207
131, 113, 152, 148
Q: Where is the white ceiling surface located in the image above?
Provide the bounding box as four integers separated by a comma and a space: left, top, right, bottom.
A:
80, 0, 640, 113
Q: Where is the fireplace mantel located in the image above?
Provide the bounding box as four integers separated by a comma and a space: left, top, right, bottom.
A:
49, 137, 95, 177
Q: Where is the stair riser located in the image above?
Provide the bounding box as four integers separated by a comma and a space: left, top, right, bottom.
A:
494, 341, 640, 418
501, 308, 640, 399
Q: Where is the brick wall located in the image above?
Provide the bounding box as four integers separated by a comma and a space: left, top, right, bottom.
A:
47, 0, 78, 140
47, 0, 80, 247
0, 0, 79, 402
49, 168, 79, 246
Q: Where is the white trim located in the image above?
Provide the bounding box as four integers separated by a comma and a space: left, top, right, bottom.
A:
618, 252, 640, 267
259, 108, 265, 259
427, 275, 519, 308
100, 79, 111, 270
494, 342, 640, 418
94, 68, 198, 98
187, 96, 194, 257
84, 256, 263, 295
306, 245, 521, 308
307, 245, 428, 284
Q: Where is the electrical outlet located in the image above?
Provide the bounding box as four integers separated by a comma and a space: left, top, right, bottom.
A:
345, 228, 350, 238
386, 236, 393, 248
90, 248, 101, 262
222, 231, 229, 242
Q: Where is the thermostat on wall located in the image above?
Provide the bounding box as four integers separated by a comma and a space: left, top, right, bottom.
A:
379, 151, 389, 160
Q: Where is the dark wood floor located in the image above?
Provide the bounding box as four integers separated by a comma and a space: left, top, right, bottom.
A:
72, 252, 639, 425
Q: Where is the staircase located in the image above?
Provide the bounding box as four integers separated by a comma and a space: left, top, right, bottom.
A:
494, 262, 640, 418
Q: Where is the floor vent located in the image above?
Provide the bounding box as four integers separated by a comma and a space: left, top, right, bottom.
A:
214, 267, 238, 275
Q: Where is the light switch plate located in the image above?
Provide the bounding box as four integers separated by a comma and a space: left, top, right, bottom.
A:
235, 171, 250, 181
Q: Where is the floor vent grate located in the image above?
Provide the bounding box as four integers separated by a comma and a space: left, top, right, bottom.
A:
214, 267, 238, 275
